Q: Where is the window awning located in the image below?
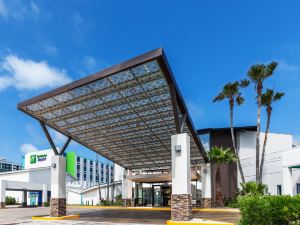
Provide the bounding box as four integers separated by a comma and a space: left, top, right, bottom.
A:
18, 48, 208, 171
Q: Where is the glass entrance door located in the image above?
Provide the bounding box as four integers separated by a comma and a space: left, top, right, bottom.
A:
153, 185, 161, 207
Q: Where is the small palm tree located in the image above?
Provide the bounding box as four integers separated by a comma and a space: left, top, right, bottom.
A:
259, 89, 284, 182
240, 181, 267, 195
208, 146, 237, 207
213, 79, 249, 184
247, 62, 278, 183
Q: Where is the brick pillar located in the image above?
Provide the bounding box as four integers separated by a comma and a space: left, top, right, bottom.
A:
201, 198, 212, 208
50, 198, 66, 217
171, 194, 192, 221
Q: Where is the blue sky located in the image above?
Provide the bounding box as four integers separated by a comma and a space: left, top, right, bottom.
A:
0, 0, 299, 163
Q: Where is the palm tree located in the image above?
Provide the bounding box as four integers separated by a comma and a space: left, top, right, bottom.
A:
213, 79, 249, 184
208, 146, 237, 207
240, 181, 267, 195
258, 89, 284, 182
247, 62, 278, 183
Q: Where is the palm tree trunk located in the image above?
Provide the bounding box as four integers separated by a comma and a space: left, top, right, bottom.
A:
215, 166, 224, 207
259, 108, 271, 183
255, 84, 262, 183
229, 101, 246, 183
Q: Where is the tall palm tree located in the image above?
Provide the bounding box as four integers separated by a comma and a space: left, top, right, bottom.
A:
208, 146, 237, 207
213, 79, 249, 184
259, 89, 284, 182
247, 62, 278, 183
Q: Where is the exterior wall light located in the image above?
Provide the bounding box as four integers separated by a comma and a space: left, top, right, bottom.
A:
51, 163, 56, 168
175, 145, 181, 152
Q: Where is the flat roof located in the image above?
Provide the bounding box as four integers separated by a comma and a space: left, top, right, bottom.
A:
18, 48, 208, 171
197, 126, 257, 135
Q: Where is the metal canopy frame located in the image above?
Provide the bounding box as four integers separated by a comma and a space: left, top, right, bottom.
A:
18, 48, 208, 171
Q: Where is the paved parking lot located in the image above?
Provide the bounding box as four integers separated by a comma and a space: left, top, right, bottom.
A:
0, 206, 240, 225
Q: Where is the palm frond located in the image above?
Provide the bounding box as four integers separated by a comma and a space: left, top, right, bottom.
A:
235, 95, 245, 106
264, 61, 278, 78
247, 64, 265, 82
213, 93, 225, 102
208, 146, 237, 166
261, 89, 274, 106
239, 79, 250, 88
273, 92, 285, 101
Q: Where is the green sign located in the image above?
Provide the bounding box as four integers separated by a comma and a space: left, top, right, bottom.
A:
30, 153, 47, 164
30, 155, 36, 164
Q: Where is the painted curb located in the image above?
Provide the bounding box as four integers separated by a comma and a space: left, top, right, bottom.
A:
166, 220, 235, 225
32, 214, 80, 220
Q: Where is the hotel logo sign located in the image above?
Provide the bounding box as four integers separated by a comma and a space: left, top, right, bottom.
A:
30, 154, 48, 164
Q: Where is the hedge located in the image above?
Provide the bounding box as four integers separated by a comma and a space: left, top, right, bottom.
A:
238, 194, 300, 225
5, 196, 16, 205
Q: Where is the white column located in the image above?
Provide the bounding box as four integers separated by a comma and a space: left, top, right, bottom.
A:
171, 133, 192, 221
42, 184, 48, 206
51, 155, 66, 198
0, 180, 6, 208
171, 133, 191, 194
201, 163, 212, 207
50, 155, 66, 217
283, 167, 293, 195
122, 169, 133, 206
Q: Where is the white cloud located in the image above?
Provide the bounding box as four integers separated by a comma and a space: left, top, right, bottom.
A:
82, 56, 97, 71
278, 60, 300, 80
50, 129, 67, 145
43, 43, 58, 56
21, 143, 38, 154
0, 0, 8, 18
186, 100, 205, 121
0, 54, 72, 91
0, 0, 39, 20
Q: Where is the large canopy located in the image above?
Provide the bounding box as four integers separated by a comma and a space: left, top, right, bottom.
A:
18, 48, 208, 171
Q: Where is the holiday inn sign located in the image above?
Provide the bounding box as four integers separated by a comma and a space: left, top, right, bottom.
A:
30, 153, 48, 164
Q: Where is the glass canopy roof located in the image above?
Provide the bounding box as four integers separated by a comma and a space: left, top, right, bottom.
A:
18, 48, 208, 171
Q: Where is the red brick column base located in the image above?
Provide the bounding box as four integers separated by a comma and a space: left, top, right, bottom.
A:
50, 198, 66, 217
171, 194, 192, 221
201, 198, 212, 208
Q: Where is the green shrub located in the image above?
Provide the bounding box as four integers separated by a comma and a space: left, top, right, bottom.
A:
238, 194, 300, 225
240, 181, 267, 195
43, 202, 50, 207
5, 196, 16, 205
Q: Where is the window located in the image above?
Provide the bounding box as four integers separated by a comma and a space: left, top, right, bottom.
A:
90, 174, 93, 181
77, 172, 80, 180
297, 183, 300, 194
83, 174, 86, 181
77, 157, 80, 163
277, 185, 282, 195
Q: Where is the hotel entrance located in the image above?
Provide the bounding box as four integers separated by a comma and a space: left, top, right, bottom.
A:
135, 183, 171, 207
